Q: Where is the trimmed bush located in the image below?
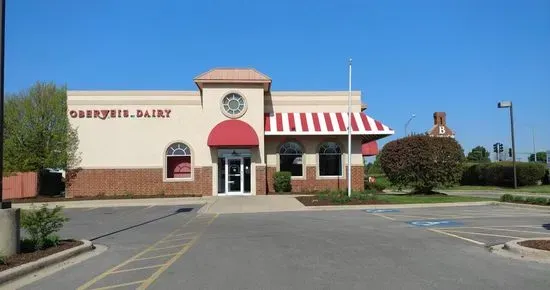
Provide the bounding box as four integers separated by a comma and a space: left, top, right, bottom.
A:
500, 193, 514, 202
21, 205, 69, 250
379, 135, 465, 193
462, 162, 546, 187
273, 171, 292, 192
543, 169, 550, 185
500, 194, 550, 206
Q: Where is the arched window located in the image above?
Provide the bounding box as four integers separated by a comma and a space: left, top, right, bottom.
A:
318, 142, 342, 176
279, 142, 303, 177
166, 142, 192, 179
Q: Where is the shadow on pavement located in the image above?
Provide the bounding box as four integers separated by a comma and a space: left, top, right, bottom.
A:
89, 207, 194, 241
543, 223, 550, 230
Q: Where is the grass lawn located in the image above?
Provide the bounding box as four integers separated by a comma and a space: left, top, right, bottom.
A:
296, 191, 495, 206
375, 194, 496, 204
504, 185, 550, 195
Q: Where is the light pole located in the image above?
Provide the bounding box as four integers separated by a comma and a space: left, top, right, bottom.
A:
404, 113, 416, 136
532, 127, 537, 162
0, 0, 7, 209
498, 101, 517, 189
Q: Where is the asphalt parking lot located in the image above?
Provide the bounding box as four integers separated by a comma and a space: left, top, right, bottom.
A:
15, 204, 550, 290
365, 205, 550, 246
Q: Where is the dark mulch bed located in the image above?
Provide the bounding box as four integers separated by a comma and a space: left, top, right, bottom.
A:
519, 240, 550, 252
11, 193, 202, 203
0, 240, 83, 272
296, 195, 390, 206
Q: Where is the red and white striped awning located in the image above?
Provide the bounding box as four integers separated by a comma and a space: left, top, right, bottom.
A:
264, 112, 394, 136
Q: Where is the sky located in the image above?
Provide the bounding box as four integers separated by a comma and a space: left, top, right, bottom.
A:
6, 0, 550, 160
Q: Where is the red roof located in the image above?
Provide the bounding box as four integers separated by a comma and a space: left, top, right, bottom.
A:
207, 120, 259, 147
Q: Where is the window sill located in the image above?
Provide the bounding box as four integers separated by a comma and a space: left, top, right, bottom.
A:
290, 176, 306, 180
164, 177, 193, 183
317, 175, 344, 180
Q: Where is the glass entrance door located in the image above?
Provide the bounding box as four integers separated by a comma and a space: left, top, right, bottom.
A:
226, 157, 243, 194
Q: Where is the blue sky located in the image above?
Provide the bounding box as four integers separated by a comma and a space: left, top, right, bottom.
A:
6, 0, 550, 159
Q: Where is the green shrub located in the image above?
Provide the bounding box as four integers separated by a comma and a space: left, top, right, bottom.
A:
543, 169, 550, 185
462, 162, 546, 187
273, 171, 292, 192
501, 194, 550, 205
461, 163, 485, 185
500, 194, 514, 202
512, 195, 525, 203
21, 205, 69, 250
379, 135, 465, 193
0, 255, 5, 265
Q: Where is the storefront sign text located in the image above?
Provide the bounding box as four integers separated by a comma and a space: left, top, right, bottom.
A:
69, 109, 172, 120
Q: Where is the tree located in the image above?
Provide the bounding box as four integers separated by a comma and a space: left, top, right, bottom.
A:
3, 82, 80, 174
528, 151, 547, 163
379, 135, 465, 193
466, 146, 490, 163
365, 155, 383, 175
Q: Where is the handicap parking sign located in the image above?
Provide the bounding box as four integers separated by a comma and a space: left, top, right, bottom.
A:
365, 209, 400, 213
406, 220, 463, 227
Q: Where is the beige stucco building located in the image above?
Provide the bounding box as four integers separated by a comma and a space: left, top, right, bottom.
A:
66, 68, 394, 197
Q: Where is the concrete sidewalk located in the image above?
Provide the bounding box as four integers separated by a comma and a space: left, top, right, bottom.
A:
12, 195, 502, 214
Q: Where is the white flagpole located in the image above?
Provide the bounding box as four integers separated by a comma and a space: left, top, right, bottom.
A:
347, 58, 352, 197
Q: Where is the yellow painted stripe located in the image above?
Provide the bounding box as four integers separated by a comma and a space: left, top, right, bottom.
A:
133, 253, 179, 261
136, 214, 218, 290
170, 232, 196, 238
89, 280, 145, 290
428, 229, 486, 246
370, 213, 395, 220
159, 236, 193, 243
110, 264, 164, 274
77, 216, 198, 290
148, 243, 190, 251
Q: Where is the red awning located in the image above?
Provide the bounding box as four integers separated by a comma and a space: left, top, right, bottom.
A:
362, 141, 379, 156
207, 120, 259, 147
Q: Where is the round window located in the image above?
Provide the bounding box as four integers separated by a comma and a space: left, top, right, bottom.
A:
221, 93, 247, 118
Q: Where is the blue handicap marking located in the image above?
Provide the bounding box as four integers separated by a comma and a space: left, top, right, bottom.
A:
406, 220, 463, 227
365, 209, 400, 213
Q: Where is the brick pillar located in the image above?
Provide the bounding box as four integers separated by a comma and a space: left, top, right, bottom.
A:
256, 165, 267, 195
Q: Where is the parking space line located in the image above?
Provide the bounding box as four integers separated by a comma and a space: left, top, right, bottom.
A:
160, 236, 193, 243
136, 214, 218, 290
110, 264, 164, 274
442, 230, 521, 239
370, 213, 395, 220
134, 253, 178, 261
78, 213, 218, 290
90, 280, 146, 290
149, 243, 189, 251
448, 226, 550, 235
84, 207, 98, 211
77, 216, 198, 290
428, 229, 486, 246
170, 232, 196, 238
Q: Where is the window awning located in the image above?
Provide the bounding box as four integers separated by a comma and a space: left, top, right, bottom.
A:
362, 141, 379, 156
207, 120, 259, 147
264, 112, 394, 139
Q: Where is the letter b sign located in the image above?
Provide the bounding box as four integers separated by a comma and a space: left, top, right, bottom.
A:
438, 126, 446, 135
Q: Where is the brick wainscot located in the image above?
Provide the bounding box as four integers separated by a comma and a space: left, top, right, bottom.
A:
66, 167, 212, 197
266, 166, 364, 193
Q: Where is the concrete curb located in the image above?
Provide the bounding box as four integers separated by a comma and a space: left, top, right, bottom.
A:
304, 201, 499, 211
503, 238, 550, 259
0, 239, 94, 285
490, 238, 550, 264
13, 198, 208, 209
